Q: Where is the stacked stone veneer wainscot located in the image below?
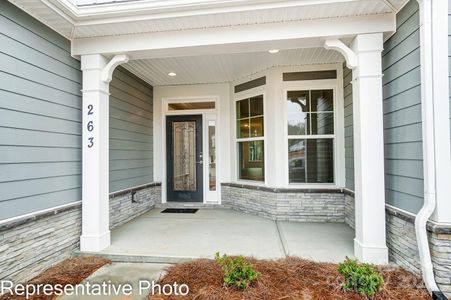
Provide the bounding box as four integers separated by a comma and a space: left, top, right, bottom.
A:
345, 195, 451, 296
221, 183, 349, 222
0, 183, 161, 284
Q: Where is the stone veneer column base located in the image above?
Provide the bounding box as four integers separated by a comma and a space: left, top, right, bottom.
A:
0, 183, 161, 284
345, 194, 451, 297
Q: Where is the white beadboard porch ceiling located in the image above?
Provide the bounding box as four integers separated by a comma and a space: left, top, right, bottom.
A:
8, 0, 408, 40
122, 47, 345, 86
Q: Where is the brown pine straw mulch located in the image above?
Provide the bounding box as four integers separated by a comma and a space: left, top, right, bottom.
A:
150, 257, 431, 300
0, 256, 110, 300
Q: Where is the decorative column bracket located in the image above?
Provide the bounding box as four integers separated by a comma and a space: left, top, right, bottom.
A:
324, 39, 358, 69
101, 54, 129, 83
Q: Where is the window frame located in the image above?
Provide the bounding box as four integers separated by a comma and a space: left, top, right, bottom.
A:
234, 90, 267, 184
283, 80, 341, 187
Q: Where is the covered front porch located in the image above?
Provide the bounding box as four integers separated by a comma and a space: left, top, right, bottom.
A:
72, 0, 401, 265
91, 208, 354, 263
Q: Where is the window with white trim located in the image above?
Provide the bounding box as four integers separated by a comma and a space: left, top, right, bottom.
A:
287, 89, 334, 183
236, 95, 264, 181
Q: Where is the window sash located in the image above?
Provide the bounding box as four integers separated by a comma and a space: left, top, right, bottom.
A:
286, 88, 335, 185
236, 94, 265, 181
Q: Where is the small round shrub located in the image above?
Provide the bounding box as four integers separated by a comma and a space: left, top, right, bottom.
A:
337, 258, 384, 298
215, 252, 259, 290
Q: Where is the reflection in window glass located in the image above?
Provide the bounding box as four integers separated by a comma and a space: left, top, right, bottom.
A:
288, 139, 334, 183
208, 121, 216, 191
311, 90, 333, 112
287, 89, 334, 136
288, 139, 306, 183
239, 141, 264, 181
311, 113, 334, 135
288, 113, 309, 135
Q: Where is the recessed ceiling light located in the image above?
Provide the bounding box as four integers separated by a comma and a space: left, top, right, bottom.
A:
268, 49, 279, 54
168, 72, 177, 77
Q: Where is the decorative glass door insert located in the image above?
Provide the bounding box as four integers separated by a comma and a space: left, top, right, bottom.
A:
172, 121, 197, 191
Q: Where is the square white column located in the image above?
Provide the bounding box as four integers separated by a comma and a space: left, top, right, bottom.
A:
351, 33, 388, 264
80, 54, 111, 252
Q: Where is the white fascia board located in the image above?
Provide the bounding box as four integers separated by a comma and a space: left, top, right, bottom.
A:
71, 13, 395, 58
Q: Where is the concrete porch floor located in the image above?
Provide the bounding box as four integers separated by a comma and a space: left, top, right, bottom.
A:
97, 208, 354, 263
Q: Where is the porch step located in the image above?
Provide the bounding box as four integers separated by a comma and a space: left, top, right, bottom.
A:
74, 251, 203, 264
156, 202, 223, 209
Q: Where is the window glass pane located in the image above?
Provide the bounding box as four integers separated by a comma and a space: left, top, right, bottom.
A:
311, 90, 333, 112
287, 91, 309, 113
306, 139, 334, 183
288, 139, 334, 183
237, 99, 249, 119
249, 95, 264, 116
208, 122, 216, 191
237, 119, 250, 138
311, 113, 334, 135
288, 139, 306, 183
288, 113, 309, 135
239, 141, 264, 181
250, 117, 264, 137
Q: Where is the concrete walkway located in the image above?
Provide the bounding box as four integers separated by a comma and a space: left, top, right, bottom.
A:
96, 208, 354, 263
60, 263, 169, 300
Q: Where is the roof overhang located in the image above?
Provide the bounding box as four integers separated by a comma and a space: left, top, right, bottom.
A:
9, 0, 404, 41
71, 13, 395, 59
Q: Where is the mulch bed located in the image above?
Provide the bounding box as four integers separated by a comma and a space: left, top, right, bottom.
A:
150, 257, 430, 300
0, 256, 110, 300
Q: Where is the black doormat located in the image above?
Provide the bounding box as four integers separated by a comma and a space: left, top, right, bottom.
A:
161, 208, 199, 214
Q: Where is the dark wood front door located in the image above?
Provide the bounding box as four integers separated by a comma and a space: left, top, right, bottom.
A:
166, 115, 203, 202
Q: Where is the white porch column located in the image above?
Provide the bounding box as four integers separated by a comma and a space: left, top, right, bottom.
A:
351, 33, 388, 264
80, 54, 111, 252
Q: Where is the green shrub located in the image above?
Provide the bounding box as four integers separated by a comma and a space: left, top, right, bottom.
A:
214, 252, 259, 290
337, 258, 384, 298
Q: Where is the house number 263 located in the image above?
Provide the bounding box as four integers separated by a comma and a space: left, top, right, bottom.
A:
87, 104, 94, 148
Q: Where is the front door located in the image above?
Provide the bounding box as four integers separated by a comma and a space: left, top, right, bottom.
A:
166, 115, 203, 202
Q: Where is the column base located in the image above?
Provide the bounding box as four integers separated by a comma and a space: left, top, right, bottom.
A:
80, 231, 111, 252
354, 238, 388, 264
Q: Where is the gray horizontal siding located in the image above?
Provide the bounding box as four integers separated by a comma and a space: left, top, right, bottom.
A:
382, 0, 423, 213
0, 1, 82, 220
109, 67, 154, 192
343, 65, 354, 190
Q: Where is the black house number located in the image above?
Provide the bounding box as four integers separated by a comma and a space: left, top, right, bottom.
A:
87, 105, 94, 148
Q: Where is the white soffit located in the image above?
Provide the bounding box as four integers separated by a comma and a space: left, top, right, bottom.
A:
123, 47, 345, 86
8, 0, 408, 40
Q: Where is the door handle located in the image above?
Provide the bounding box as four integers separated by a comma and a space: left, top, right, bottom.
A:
197, 152, 203, 164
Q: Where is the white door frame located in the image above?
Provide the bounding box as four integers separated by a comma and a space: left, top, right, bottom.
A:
161, 96, 220, 204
